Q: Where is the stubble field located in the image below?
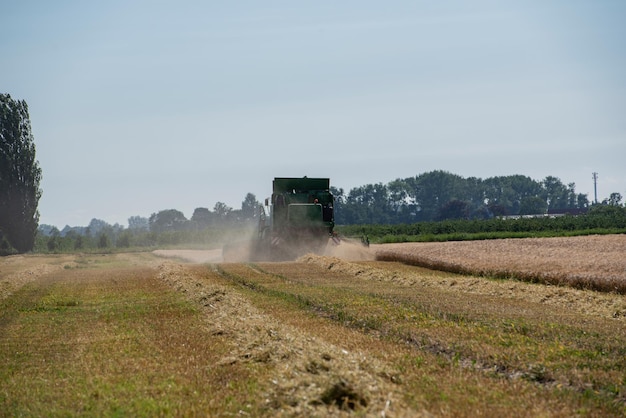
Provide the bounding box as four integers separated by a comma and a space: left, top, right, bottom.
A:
1, 235, 625, 417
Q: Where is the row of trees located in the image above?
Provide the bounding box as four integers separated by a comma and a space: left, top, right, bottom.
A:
36, 195, 262, 252
37, 171, 622, 246
148, 193, 260, 233
37, 197, 626, 253
330, 171, 617, 225
35, 171, 625, 253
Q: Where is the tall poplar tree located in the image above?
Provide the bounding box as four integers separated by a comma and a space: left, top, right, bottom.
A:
0, 94, 42, 253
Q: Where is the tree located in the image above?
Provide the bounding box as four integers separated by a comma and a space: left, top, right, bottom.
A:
149, 209, 188, 233
74, 234, 84, 250
541, 176, 569, 211
46, 227, 60, 252
577, 193, 590, 209
97, 233, 110, 249
128, 216, 149, 231
438, 199, 470, 220
484, 175, 542, 216
0, 94, 42, 252
606, 192, 623, 207
388, 179, 417, 223
116, 231, 131, 248
191, 207, 213, 228
88, 218, 111, 236
411, 171, 466, 221
343, 183, 392, 224
241, 193, 260, 222
213, 202, 233, 223
519, 196, 547, 215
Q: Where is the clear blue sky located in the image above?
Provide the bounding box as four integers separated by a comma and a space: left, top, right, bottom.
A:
2, 1, 625, 227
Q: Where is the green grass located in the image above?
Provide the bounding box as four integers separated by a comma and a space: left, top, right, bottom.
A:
0, 259, 269, 417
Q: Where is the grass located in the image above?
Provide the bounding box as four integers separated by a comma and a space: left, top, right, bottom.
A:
0, 256, 270, 417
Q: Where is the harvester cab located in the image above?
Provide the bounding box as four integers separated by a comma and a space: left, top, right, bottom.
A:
256, 177, 336, 260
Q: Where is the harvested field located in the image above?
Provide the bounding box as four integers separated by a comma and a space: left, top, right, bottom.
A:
300, 255, 626, 321
376, 234, 626, 293
0, 254, 74, 301
158, 262, 412, 416
1, 236, 625, 416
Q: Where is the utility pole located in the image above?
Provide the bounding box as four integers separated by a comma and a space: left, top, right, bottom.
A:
592, 172, 598, 204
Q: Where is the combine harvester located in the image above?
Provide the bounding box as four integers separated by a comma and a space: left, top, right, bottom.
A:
223, 177, 339, 262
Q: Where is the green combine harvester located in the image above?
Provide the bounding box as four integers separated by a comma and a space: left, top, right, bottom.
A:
223, 177, 338, 261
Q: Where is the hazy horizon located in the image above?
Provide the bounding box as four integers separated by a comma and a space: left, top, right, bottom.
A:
36, 170, 608, 229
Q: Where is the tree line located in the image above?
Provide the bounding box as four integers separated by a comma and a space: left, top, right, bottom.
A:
34, 172, 626, 253
330, 171, 618, 225
35, 193, 626, 253
35, 194, 262, 252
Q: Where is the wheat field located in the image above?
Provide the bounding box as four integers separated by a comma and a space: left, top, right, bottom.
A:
375, 234, 626, 293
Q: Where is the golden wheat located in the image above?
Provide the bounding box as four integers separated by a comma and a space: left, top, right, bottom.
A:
375, 235, 626, 293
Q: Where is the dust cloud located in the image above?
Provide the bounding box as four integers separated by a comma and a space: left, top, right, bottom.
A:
323, 238, 375, 261
154, 237, 374, 263
219, 225, 259, 262
153, 249, 223, 263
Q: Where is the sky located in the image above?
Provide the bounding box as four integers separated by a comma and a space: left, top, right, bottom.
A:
2, 0, 625, 228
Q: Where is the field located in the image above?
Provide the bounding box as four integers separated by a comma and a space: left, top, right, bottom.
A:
1, 235, 625, 416
375, 235, 626, 294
